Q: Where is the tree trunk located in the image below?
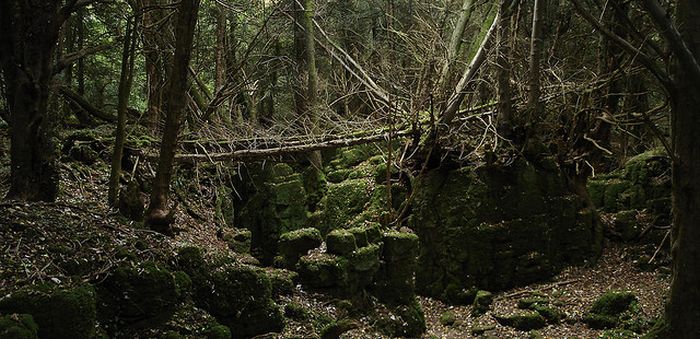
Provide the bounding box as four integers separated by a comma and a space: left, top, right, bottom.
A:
145, 0, 200, 233
496, 0, 515, 134
140, 0, 170, 129
0, 1, 65, 202
667, 0, 700, 336
108, 17, 138, 207
526, 0, 544, 125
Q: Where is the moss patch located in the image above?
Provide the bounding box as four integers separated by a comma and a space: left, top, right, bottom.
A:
0, 314, 38, 339
0, 284, 96, 339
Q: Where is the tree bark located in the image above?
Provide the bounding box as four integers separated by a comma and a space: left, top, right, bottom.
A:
526, 0, 544, 125
496, 0, 515, 133
667, 0, 700, 336
108, 17, 138, 207
145, 0, 200, 233
0, 1, 66, 201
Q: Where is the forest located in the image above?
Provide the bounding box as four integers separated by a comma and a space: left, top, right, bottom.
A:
0, 0, 698, 338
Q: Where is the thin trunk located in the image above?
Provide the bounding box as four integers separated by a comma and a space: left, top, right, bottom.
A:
527, 0, 544, 126
146, 0, 200, 233
438, 0, 474, 91
76, 9, 85, 95
108, 17, 138, 207
497, 0, 515, 133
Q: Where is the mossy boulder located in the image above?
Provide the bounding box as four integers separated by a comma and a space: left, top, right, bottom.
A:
0, 314, 38, 339
203, 324, 232, 339
222, 228, 252, 254
266, 268, 298, 296
197, 265, 284, 338
495, 310, 547, 330
613, 210, 640, 241
349, 244, 381, 272
374, 232, 420, 305
97, 262, 187, 326
315, 179, 370, 235
326, 229, 357, 255
234, 163, 309, 263
278, 228, 322, 266
0, 284, 96, 339
587, 149, 671, 214
412, 157, 601, 303
439, 311, 457, 326
584, 291, 639, 330
375, 298, 426, 337
296, 254, 350, 289
472, 290, 493, 316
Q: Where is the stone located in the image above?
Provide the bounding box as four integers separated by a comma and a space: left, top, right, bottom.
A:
278, 228, 322, 265
326, 229, 357, 255
495, 310, 547, 331
203, 324, 231, 339
0, 284, 96, 339
472, 290, 493, 316
296, 254, 350, 289
0, 314, 38, 339
97, 263, 187, 326
439, 311, 457, 326
584, 291, 638, 330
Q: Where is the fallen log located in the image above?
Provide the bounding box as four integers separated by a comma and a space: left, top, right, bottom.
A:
152, 129, 414, 164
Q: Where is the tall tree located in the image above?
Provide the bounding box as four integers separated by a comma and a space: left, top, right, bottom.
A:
0, 1, 83, 201
145, 0, 201, 232
661, 0, 700, 336
108, 15, 138, 207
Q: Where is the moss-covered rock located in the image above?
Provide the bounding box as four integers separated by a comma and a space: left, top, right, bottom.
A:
412, 157, 601, 303
97, 262, 186, 327
587, 149, 671, 214
0, 284, 96, 339
278, 228, 322, 266
584, 291, 638, 330
284, 302, 310, 321
0, 314, 38, 339
613, 210, 640, 241
495, 310, 547, 330
222, 228, 252, 254
326, 229, 357, 255
439, 311, 457, 326
266, 268, 298, 296
315, 179, 370, 235
203, 324, 232, 339
234, 163, 309, 263
196, 265, 284, 338
375, 298, 426, 337
472, 290, 493, 316
349, 244, 381, 272
296, 254, 349, 289
374, 232, 420, 305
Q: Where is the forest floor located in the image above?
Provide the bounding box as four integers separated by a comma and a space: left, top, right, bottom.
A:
0, 127, 670, 338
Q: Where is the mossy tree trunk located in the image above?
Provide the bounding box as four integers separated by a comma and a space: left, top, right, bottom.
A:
146, 0, 200, 232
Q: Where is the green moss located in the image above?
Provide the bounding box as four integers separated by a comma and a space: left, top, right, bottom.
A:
97, 262, 184, 326
439, 311, 457, 326
495, 310, 547, 331
472, 290, 493, 316
271, 163, 295, 178
316, 179, 370, 234
613, 210, 640, 241
284, 302, 310, 320
278, 228, 322, 266
203, 324, 232, 339
347, 226, 369, 247
326, 229, 357, 255
0, 284, 96, 339
517, 297, 549, 309
222, 228, 252, 254
320, 318, 358, 339
161, 331, 184, 339
382, 231, 419, 261
376, 298, 426, 337
267, 268, 298, 296
590, 291, 637, 317
349, 244, 380, 272
296, 254, 350, 289
0, 314, 38, 339
585, 291, 638, 330
531, 304, 564, 323
471, 323, 496, 335
441, 284, 478, 305
197, 265, 284, 338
